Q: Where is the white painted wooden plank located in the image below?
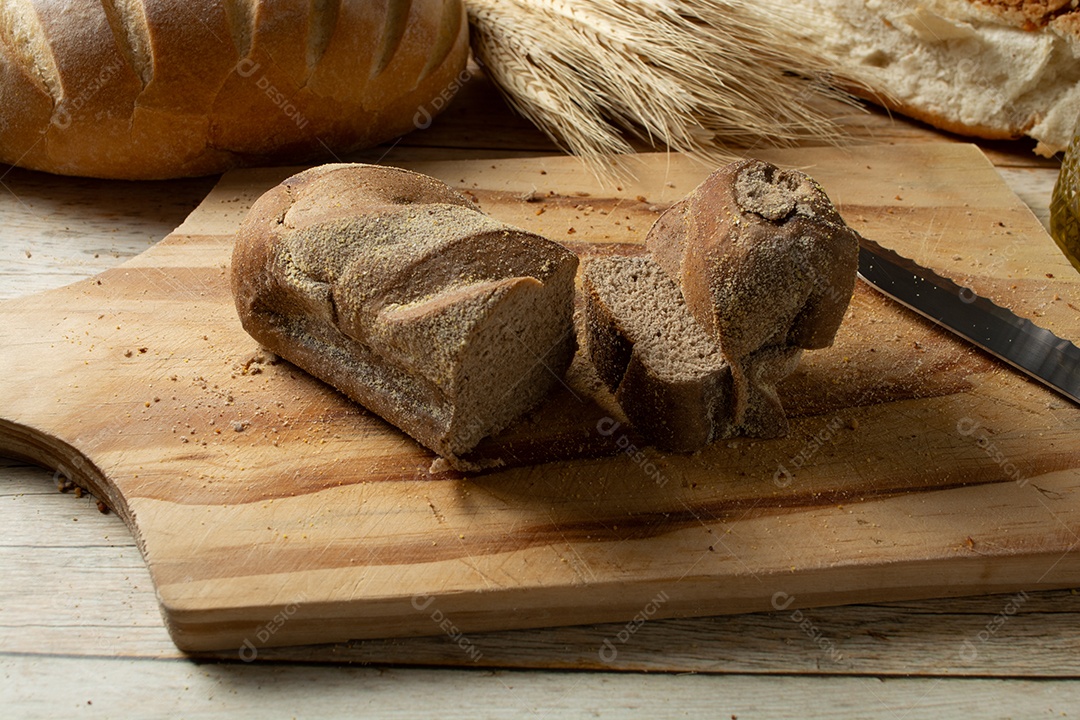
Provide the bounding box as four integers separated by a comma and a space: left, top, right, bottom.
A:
996, 167, 1056, 232
4, 654, 1080, 720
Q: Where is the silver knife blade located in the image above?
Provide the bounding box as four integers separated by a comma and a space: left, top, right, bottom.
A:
857, 236, 1080, 406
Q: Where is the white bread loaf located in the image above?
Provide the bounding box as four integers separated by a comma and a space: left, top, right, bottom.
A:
749, 0, 1080, 154
0, 0, 469, 179
231, 163, 579, 467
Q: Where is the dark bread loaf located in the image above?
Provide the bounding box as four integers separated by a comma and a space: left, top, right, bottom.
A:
584, 159, 858, 451
231, 163, 579, 466
647, 159, 859, 425
0, 0, 469, 179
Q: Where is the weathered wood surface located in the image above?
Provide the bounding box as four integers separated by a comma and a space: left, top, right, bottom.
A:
1, 144, 1078, 654
6, 652, 1080, 720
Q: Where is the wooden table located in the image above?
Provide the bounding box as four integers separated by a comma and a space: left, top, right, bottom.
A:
3, 73, 1078, 719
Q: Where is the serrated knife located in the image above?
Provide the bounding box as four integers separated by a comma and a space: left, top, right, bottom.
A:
857, 237, 1080, 406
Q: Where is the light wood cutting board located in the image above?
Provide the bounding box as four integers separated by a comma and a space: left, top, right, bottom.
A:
2, 144, 1079, 654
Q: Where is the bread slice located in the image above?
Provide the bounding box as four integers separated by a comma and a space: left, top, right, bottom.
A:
582, 254, 733, 452
232, 163, 579, 466
748, 0, 1080, 154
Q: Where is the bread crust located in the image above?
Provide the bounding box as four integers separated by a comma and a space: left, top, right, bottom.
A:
647, 159, 859, 425
231, 163, 579, 464
582, 160, 858, 452
0, 0, 470, 179
0, 28, 52, 166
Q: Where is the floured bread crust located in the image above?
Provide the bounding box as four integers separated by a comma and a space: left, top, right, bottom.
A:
231, 163, 579, 466
649, 159, 859, 430
584, 159, 859, 452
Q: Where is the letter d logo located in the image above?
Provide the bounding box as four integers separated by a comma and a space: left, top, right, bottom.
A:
411, 593, 435, 611
413, 105, 433, 130
773, 464, 793, 488
236, 58, 260, 78
596, 417, 621, 437
956, 417, 979, 437
598, 638, 618, 663
238, 639, 258, 662
771, 591, 795, 611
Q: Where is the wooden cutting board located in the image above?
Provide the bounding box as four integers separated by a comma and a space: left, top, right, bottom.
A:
2, 144, 1079, 654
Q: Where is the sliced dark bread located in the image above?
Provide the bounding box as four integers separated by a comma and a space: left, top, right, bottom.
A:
648, 159, 859, 426
232, 163, 579, 467
582, 254, 733, 452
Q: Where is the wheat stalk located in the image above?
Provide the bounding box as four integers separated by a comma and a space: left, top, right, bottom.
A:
465, 0, 858, 175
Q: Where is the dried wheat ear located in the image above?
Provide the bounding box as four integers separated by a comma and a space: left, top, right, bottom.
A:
466, 0, 859, 176
583, 159, 859, 452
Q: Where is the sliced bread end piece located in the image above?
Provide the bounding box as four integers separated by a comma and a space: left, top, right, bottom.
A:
582, 254, 733, 452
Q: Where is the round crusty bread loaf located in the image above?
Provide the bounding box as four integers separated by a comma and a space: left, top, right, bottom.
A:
750, 0, 1080, 155
0, 0, 469, 179
647, 159, 859, 428
232, 163, 579, 465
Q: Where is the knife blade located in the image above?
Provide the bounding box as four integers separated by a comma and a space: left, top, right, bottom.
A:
856, 236, 1080, 406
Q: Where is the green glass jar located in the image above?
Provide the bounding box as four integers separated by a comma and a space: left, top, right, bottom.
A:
1050, 126, 1080, 274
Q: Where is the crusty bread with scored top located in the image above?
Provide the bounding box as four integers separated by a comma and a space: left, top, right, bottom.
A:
749, 0, 1080, 154
0, 0, 469, 179
231, 163, 579, 466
